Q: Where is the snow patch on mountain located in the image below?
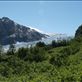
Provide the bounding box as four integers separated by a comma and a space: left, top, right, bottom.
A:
29, 26, 45, 34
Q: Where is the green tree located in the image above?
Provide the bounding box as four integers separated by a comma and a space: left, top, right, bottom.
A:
17, 47, 28, 59
26, 47, 47, 62
7, 44, 16, 55
0, 45, 3, 55
36, 42, 46, 47
51, 40, 57, 48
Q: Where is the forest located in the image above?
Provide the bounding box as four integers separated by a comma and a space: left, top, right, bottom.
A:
0, 25, 82, 82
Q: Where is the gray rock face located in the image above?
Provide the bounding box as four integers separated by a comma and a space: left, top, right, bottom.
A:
75, 24, 82, 38
0, 17, 46, 45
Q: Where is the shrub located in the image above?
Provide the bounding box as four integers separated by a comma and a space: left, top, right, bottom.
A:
50, 53, 67, 67
36, 42, 46, 47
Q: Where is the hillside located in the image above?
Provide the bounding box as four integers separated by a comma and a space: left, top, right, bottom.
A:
0, 24, 82, 82
0, 34, 82, 82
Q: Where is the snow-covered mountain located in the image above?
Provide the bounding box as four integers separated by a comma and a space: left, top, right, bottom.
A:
0, 17, 47, 45
0, 17, 73, 51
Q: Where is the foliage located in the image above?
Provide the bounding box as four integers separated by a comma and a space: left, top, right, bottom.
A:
6, 44, 15, 55
36, 42, 46, 47
0, 36, 82, 82
51, 39, 69, 48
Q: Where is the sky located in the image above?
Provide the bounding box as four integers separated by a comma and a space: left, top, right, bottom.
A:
0, 1, 82, 35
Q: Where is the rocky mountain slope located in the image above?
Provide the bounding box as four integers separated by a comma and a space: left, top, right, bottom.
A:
75, 24, 82, 37
0, 17, 46, 45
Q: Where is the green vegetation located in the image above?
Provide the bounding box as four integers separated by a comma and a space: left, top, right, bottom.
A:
0, 26, 82, 82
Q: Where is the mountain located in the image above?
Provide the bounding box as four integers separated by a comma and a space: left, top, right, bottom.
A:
75, 24, 82, 38
3, 33, 73, 52
0, 17, 47, 45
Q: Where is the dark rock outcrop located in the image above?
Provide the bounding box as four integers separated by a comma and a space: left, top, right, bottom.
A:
75, 24, 82, 38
